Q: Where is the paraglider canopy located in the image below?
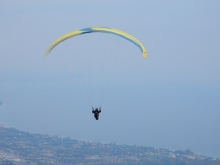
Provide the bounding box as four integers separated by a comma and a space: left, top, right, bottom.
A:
44, 27, 147, 59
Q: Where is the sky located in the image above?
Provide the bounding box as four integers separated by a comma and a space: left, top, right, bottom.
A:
0, 0, 220, 158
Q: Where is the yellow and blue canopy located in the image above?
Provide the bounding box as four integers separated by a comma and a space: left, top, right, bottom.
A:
45, 27, 147, 59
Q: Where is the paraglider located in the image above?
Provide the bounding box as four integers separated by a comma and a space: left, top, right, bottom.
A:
44, 27, 147, 120
92, 107, 101, 120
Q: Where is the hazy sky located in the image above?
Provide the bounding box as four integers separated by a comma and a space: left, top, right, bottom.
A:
0, 0, 220, 158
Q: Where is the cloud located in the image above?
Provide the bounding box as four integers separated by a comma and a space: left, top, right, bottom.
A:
0, 102, 3, 106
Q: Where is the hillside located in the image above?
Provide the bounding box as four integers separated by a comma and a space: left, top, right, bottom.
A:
0, 123, 219, 165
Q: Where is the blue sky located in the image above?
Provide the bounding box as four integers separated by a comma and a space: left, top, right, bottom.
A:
0, 0, 220, 158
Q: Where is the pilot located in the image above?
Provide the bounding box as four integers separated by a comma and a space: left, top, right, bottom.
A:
92, 107, 101, 120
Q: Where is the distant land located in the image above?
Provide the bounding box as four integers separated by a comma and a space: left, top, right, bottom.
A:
0, 123, 219, 165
